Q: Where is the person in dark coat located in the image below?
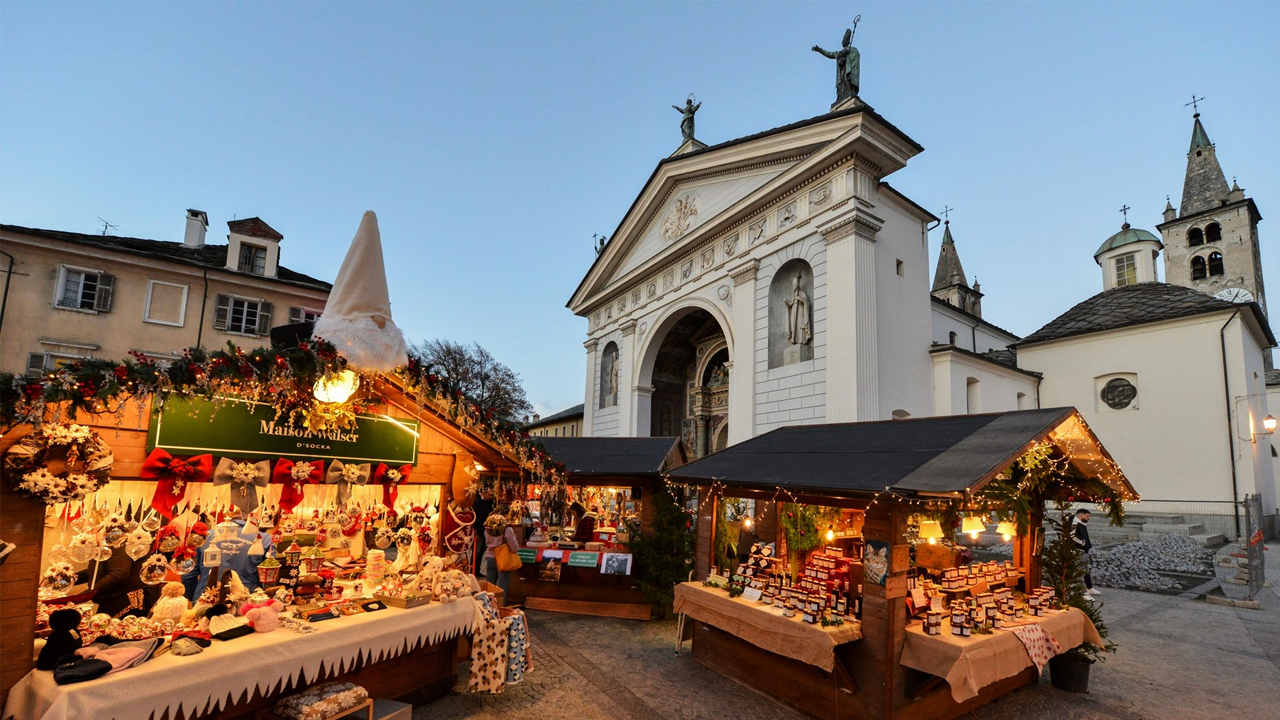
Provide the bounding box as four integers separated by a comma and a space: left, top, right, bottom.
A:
1071, 508, 1099, 598
472, 485, 496, 574
76, 545, 159, 617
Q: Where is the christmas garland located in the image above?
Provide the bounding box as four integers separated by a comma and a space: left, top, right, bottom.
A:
976, 441, 1126, 533
3, 423, 113, 504
0, 340, 567, 487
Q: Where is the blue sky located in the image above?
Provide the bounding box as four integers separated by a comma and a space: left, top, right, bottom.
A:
3, 2, 1278, 417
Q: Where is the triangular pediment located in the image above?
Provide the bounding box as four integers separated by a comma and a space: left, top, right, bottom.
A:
569, 102, 924, 314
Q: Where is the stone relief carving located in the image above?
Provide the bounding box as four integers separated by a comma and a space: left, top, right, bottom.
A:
778, 201, 798, 230
618, 299, 626, 314
638, 321, 648, 336
661, 194, 699, 243
648, 282, 657, 299
716, 284, 732, 307
749, 219, 767, 245
681, 260, 693, 280
631, 289, 641, 307
702, 248, 715, 269
810, 183, 832, 207
606, 305, 613, 320
663, 271, 674, 291
592, 313, 600, 330
724, 234, 738, 257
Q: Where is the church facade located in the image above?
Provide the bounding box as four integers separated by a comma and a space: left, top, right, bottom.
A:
567, 71, 1276, 532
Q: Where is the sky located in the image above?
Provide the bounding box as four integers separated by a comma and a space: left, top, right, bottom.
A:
3, 2, 1278, 417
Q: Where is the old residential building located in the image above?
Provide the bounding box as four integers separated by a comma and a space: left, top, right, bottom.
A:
0, 210, 331, 375
525, 404, 585, 438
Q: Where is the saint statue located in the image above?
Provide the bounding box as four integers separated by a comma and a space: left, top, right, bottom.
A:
784, 272, 811, 345
672, 97, 702, 142
812, 20, 861, 102
608, 354, 620, 405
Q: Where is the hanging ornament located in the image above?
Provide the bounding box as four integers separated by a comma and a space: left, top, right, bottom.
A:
186, 521, 210, 549
322, 505, 338, 524
407, 506, 427, 528
102, 513, 128, 547
156, 526, 182, 553
395, 527, 414, 551
68, 532, 97, 564
374, 527, 394, 549
169, 546, 196, 575
39, 563, 77, 596
141, 512, 162, 533
139, 554, 169, 584
416, 525, 433, 552
93, 542, 113, 562
339, 537, 352, 550
124, 528, 152, 560
316, 526, 329, 544
271, 529, 284, 546
47, 543, 69, 564
282, 518, 296, 534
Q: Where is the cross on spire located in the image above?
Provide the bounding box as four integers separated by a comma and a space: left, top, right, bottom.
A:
1119, 204, 1131, 225
941, 205, 953, 223
1185, 94, 1205, 116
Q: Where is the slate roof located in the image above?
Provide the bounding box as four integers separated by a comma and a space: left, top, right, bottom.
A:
1266, 369, 1280, 388
1017, 282, 1275, 347
0, 224, 331, 291
666, 408, 1133, 498
929, 296, 1021, 342
537, 437, 685, 477
1093, 224, 1162, 258
526, 403, 584, 429
931, 222, 968, 292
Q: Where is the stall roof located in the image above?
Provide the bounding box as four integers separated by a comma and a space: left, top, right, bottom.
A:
666, 408, 1135, 500
538, 437, 687, 477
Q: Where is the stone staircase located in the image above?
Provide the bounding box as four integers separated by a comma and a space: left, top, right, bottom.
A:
1086, 514, 1226, 548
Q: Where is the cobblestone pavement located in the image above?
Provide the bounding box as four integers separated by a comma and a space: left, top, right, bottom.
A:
421, 553, 1280, 720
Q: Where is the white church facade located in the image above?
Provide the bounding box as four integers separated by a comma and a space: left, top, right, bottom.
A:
567, 86, 1277, 533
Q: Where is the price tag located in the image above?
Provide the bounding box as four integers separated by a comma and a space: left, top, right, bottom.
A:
742, 587, 763, 602
910, 587, 927, 609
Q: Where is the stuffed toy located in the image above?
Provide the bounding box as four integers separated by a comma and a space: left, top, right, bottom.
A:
150, 582, 189, 623
37, 608, 83, 671
241, 598, 285, 633
408, 556, 445, 594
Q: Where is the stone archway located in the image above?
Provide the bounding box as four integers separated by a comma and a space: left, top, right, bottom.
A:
635, 305, 731, 457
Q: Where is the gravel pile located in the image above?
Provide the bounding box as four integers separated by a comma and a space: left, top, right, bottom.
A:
986, 543, 1014, 556
1090, 534, 1212, 590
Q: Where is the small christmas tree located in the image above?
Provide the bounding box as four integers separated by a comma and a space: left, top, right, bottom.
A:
1041, 503, 1115, 660
629, 484, 695, 619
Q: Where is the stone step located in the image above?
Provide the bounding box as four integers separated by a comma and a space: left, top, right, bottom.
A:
1127, 514, 1187, 525
1191, 533, 1227, 548
1138, 523, 1206, 535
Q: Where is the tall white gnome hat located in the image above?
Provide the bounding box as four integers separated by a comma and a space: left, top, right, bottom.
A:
312, 211, 409, 372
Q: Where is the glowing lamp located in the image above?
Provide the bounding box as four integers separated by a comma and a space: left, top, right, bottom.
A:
826, 526, 836, 543
1264, 415, 1278, 434
995, 521, 1016, 542
919, 520, 943, 545
314, 370, 359, 403
474, 462, 488, 472
961, 516, 986, 539
743, 517, 753, 529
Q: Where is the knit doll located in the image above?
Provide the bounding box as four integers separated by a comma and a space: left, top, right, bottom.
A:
37, 608, 82, 671
240, 598, 284, 633
150, 582, 189, 623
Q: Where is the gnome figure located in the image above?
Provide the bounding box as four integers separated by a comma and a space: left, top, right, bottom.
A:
312, 211, 409, 371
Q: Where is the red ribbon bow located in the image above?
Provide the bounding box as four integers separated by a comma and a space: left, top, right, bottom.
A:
142, 449, 213, 518
374, 463, 412, 509
273, 459, 324, 513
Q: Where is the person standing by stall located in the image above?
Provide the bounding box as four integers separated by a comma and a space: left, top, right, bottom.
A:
1071, 508, 1099, 598
482, 513, 520, 596
569, 501, 597, 544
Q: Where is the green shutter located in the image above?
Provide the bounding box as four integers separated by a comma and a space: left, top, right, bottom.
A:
256, 301, 273, 335
213, 294, 230, 330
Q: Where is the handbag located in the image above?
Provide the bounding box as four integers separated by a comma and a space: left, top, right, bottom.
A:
494, 543, 522, 572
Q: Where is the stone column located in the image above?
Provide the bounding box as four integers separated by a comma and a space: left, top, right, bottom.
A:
582, 338, 598, 436
618, 320, 637, 436
727, 260, 759, 444
820, 207, 883, 422
633, 384, 655, 437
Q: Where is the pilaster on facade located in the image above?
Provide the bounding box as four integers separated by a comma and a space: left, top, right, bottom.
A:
819, 206, 884, 247
821, 207, 882, 422
728, 264, 756, 443
582, 338, 599, 436
632, 384, 655, 437
729, 259, 760, 287
620, 319, 638, 337
617, 332, 635, 436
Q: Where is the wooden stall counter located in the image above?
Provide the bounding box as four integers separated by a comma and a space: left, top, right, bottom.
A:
508, 547, 648, 620
899, 607, 1102, 704
3, 598, 476, 720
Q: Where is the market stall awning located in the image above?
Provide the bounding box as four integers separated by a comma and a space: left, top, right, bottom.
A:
538, 437, 687, 477
666, 408, 1135, 500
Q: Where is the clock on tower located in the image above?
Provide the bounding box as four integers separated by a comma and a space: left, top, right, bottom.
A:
1213, 287, 1255, 304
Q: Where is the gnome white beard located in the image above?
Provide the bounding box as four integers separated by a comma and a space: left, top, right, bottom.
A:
313, 315, 409, 373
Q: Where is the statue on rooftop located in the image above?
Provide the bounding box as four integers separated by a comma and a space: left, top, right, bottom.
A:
812, 18, 861, 102
672, 96, 701, 142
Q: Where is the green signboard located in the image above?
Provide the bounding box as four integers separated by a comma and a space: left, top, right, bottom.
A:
148, 396, 420, 466
567, 551, 599, 568
517, 548, 538, 564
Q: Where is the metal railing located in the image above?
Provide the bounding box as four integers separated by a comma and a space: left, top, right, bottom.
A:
1243, 494, 1267, 601
1073, 498, 1244, 541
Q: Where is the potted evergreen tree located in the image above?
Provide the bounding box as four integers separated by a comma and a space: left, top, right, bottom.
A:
1041, 503, 1116, 692
629, 484, 695, 619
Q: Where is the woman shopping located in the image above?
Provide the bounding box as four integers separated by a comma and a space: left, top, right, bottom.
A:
482, 513, 521, 598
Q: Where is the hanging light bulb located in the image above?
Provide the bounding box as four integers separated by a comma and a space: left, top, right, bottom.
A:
919, 520, 943, 545
744, 516, 753, 529
961, 516, 986, 540
826, 525, 835, 543
995, 521, 1016, 542
313, 370, 359, 403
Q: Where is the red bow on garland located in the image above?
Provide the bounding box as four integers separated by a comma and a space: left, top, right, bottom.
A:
273, 459, 324, 513
142, 449, 213, 518
374, 463, 412, 509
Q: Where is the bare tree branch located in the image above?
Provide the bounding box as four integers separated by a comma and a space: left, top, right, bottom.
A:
409, 339, 533, 422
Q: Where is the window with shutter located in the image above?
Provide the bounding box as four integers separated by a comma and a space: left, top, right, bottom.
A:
55, 267, 101, 310
214, 294, 231, 330
256, 302, 273, 335
26, 353, 47, 379
93, 273, 115, 312
289, 307, 321, 324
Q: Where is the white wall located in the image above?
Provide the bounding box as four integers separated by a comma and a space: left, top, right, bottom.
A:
875, 195, 935, 420
931, 301, 1019, 353
930, 350, 1039, 416
1018, 312, 1276, 507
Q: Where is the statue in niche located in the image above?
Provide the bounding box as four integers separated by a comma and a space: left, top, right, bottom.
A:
812, 17, 861, 102
672, 96, 701, 142
784, 272, 812, 345
608, 353, 620, 406
709, 363, 728, 387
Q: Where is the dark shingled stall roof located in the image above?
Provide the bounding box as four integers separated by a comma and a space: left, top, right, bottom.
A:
538, 437, 685, 477
666, 408, 1119, 498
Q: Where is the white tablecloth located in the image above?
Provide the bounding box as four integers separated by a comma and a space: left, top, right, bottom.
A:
4, 598, 477, 720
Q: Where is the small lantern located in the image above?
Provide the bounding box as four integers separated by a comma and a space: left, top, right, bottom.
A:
284, 540, 303, 566
203, 545, 222, 570
257, 554, 282, 585
300, 546, 325, 574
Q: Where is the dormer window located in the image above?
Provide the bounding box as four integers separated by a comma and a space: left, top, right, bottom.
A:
1114, 253, 1137, 287
238, 244, 267, 275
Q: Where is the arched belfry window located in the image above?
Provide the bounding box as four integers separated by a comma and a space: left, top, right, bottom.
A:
1208, 252, 1225, 277
1190, 256, 1207, 280
1188, 228, 1204, 247
1205, 223, 1222, 243
599, 342, 620, 409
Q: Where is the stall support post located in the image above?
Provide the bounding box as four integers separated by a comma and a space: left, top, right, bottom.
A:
0, 464, 46, 709
695, 485, 721, 581
844, 500, 909, 720
1013, 500, 1044, 591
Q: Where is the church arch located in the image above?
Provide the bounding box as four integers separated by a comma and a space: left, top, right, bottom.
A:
1190, 255, 1208, 280
599, 341, 620, 409
1208, 252, 1225, 277
1188, 227, 1204, 247
634, 301, 733, 452
1205, 223, 1222, 243
768, 258, 815, 368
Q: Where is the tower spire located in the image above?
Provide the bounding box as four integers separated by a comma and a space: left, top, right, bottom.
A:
931, 219, 983, 317
1179, 110, 1230, 217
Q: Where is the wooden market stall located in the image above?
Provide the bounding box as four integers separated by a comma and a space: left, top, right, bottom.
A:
506, 436, 688, 620
0, 369, 544, 720
666, 407, 1136, 720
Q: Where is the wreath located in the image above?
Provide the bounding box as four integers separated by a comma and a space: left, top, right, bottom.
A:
4, 423, 112, 504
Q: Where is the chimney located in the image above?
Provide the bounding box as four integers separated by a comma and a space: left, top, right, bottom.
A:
184, 209, 208, 248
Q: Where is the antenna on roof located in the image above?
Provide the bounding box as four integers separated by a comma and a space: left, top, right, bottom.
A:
96, 217, 119, 236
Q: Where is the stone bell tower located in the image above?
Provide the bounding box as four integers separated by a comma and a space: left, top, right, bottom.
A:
1157, 111, 1266, 317
931, 221, 983, 317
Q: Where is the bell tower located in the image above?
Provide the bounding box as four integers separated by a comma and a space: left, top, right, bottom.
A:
1157, 110, 1266, 316
931, 221, 983, 317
